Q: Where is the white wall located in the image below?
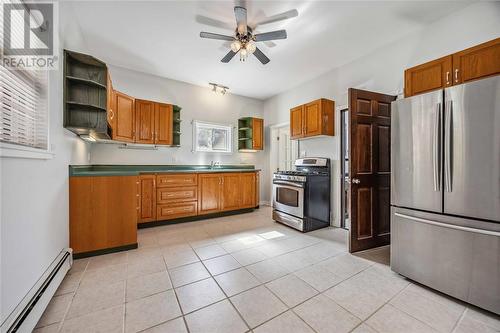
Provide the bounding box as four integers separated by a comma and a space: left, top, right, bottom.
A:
0, 3, 91, 322
262, 2, 500, 226
89, 66, 268, 201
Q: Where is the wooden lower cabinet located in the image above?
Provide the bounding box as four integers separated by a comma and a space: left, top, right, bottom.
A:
157, 186, 197, 204
138, 175, 156, 223
138, 171, 260, 224
221, 173, 241, 211
198, 174, 222, 214
157, 173, 197, 187
70, 176, 138, 254
157, 202, 197, 220
240, 172, 256, 208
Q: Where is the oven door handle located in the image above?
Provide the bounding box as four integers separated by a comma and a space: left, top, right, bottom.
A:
273, 180, 304, 188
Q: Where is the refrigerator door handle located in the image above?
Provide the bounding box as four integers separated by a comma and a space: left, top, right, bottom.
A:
433, 103, 441, 192
445, 100, 453, 192
394, 213, 500, 237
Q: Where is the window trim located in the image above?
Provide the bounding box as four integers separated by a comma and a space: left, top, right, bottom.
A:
0, 141, 53, 159
192, 120, 233, 154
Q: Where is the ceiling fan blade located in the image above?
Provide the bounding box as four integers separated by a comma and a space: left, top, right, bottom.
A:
196, 15, 234, 31
254, 30, 287, 42
255, 9, 298, 26
253, 47, 270, 65
200, 32, 234, 41
234, 6, 248, 35
221, 50, 237, 63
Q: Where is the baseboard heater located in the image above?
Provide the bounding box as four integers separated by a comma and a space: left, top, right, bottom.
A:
1, 248, 72, 333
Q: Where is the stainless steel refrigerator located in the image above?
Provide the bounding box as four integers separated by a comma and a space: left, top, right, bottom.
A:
390, 75, 500, 315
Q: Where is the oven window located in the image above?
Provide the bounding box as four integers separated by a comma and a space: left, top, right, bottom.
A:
276, 187, 299, 207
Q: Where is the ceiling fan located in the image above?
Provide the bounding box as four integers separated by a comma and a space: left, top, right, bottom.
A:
199, 5, 298, 64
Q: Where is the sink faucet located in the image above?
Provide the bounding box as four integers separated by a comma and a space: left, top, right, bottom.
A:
210, 161, 221, 168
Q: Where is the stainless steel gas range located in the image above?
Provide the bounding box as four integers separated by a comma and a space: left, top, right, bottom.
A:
272, 158, 331, 232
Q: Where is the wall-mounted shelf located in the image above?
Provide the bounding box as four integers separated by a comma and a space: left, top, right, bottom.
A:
66, 75, 107, 89
172, 105, 182, 146
237, 117, 263, 151
63, 50, 110, 139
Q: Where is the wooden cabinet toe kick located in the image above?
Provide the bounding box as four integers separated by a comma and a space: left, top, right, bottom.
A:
138, 207, 256, 229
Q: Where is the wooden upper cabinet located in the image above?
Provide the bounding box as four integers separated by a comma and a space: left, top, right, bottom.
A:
106, 73, 115, 130
404, 56, 452, 97
452, 38, 500, 85
240, 172, 256, 208
113, 91, 135, 142
290, 105, 304, 139
135, 99, 155, 144
252, 118, 263, 150
221, 173, 241, 211
155, 103, 173, 145
404, 38, 500, 97
198, 174, 222, 214
290, 99, 334, 139
304, 100, 322, 136
138, 175, 156, 223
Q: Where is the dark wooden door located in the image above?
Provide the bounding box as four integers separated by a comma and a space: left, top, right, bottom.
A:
135, 100, 155, 144
348, 88, 396, 253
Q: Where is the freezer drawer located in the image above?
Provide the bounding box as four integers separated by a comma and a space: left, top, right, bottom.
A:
391, 207, 500, 314
391, 90, 443, 212
444, 76, 500, 222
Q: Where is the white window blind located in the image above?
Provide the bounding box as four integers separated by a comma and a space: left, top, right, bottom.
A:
0, 66, 48, 150
0, 1, 49, 151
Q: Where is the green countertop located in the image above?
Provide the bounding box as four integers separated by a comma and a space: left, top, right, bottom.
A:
69, 164, 260, 177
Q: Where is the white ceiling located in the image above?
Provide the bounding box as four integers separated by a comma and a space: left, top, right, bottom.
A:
63, 1, 472, 100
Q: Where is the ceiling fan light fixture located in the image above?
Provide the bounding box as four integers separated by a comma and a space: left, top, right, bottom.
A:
246, 41, 256, 54
230, 40, 241, 52
240, 48, 248, 61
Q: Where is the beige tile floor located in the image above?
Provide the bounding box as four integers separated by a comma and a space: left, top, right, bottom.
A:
35, 206, 500, 333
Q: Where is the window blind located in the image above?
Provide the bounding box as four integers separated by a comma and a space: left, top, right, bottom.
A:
0, 1, 49, 150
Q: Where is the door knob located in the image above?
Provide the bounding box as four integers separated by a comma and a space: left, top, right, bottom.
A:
352, 178, 361, 184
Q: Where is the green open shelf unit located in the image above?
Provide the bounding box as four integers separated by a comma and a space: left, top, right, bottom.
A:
172, 105, 182, 146
238, 117, 254, 150
63, 50, 109, 138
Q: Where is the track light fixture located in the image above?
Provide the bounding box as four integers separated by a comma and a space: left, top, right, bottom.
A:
209, 83, 229, 95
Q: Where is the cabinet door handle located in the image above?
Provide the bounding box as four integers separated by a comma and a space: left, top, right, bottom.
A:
454, 69, 459, 83
445, 71, 450, 85
109, 109, 114, 120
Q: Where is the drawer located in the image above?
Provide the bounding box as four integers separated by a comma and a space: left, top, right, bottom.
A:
157, 174, 197, 187
157, 186, 197, 203
157, 202, 198, 220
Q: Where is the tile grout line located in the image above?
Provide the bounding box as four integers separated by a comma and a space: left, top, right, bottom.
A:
189, 238, 253, 332
165, 241, 192, 333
